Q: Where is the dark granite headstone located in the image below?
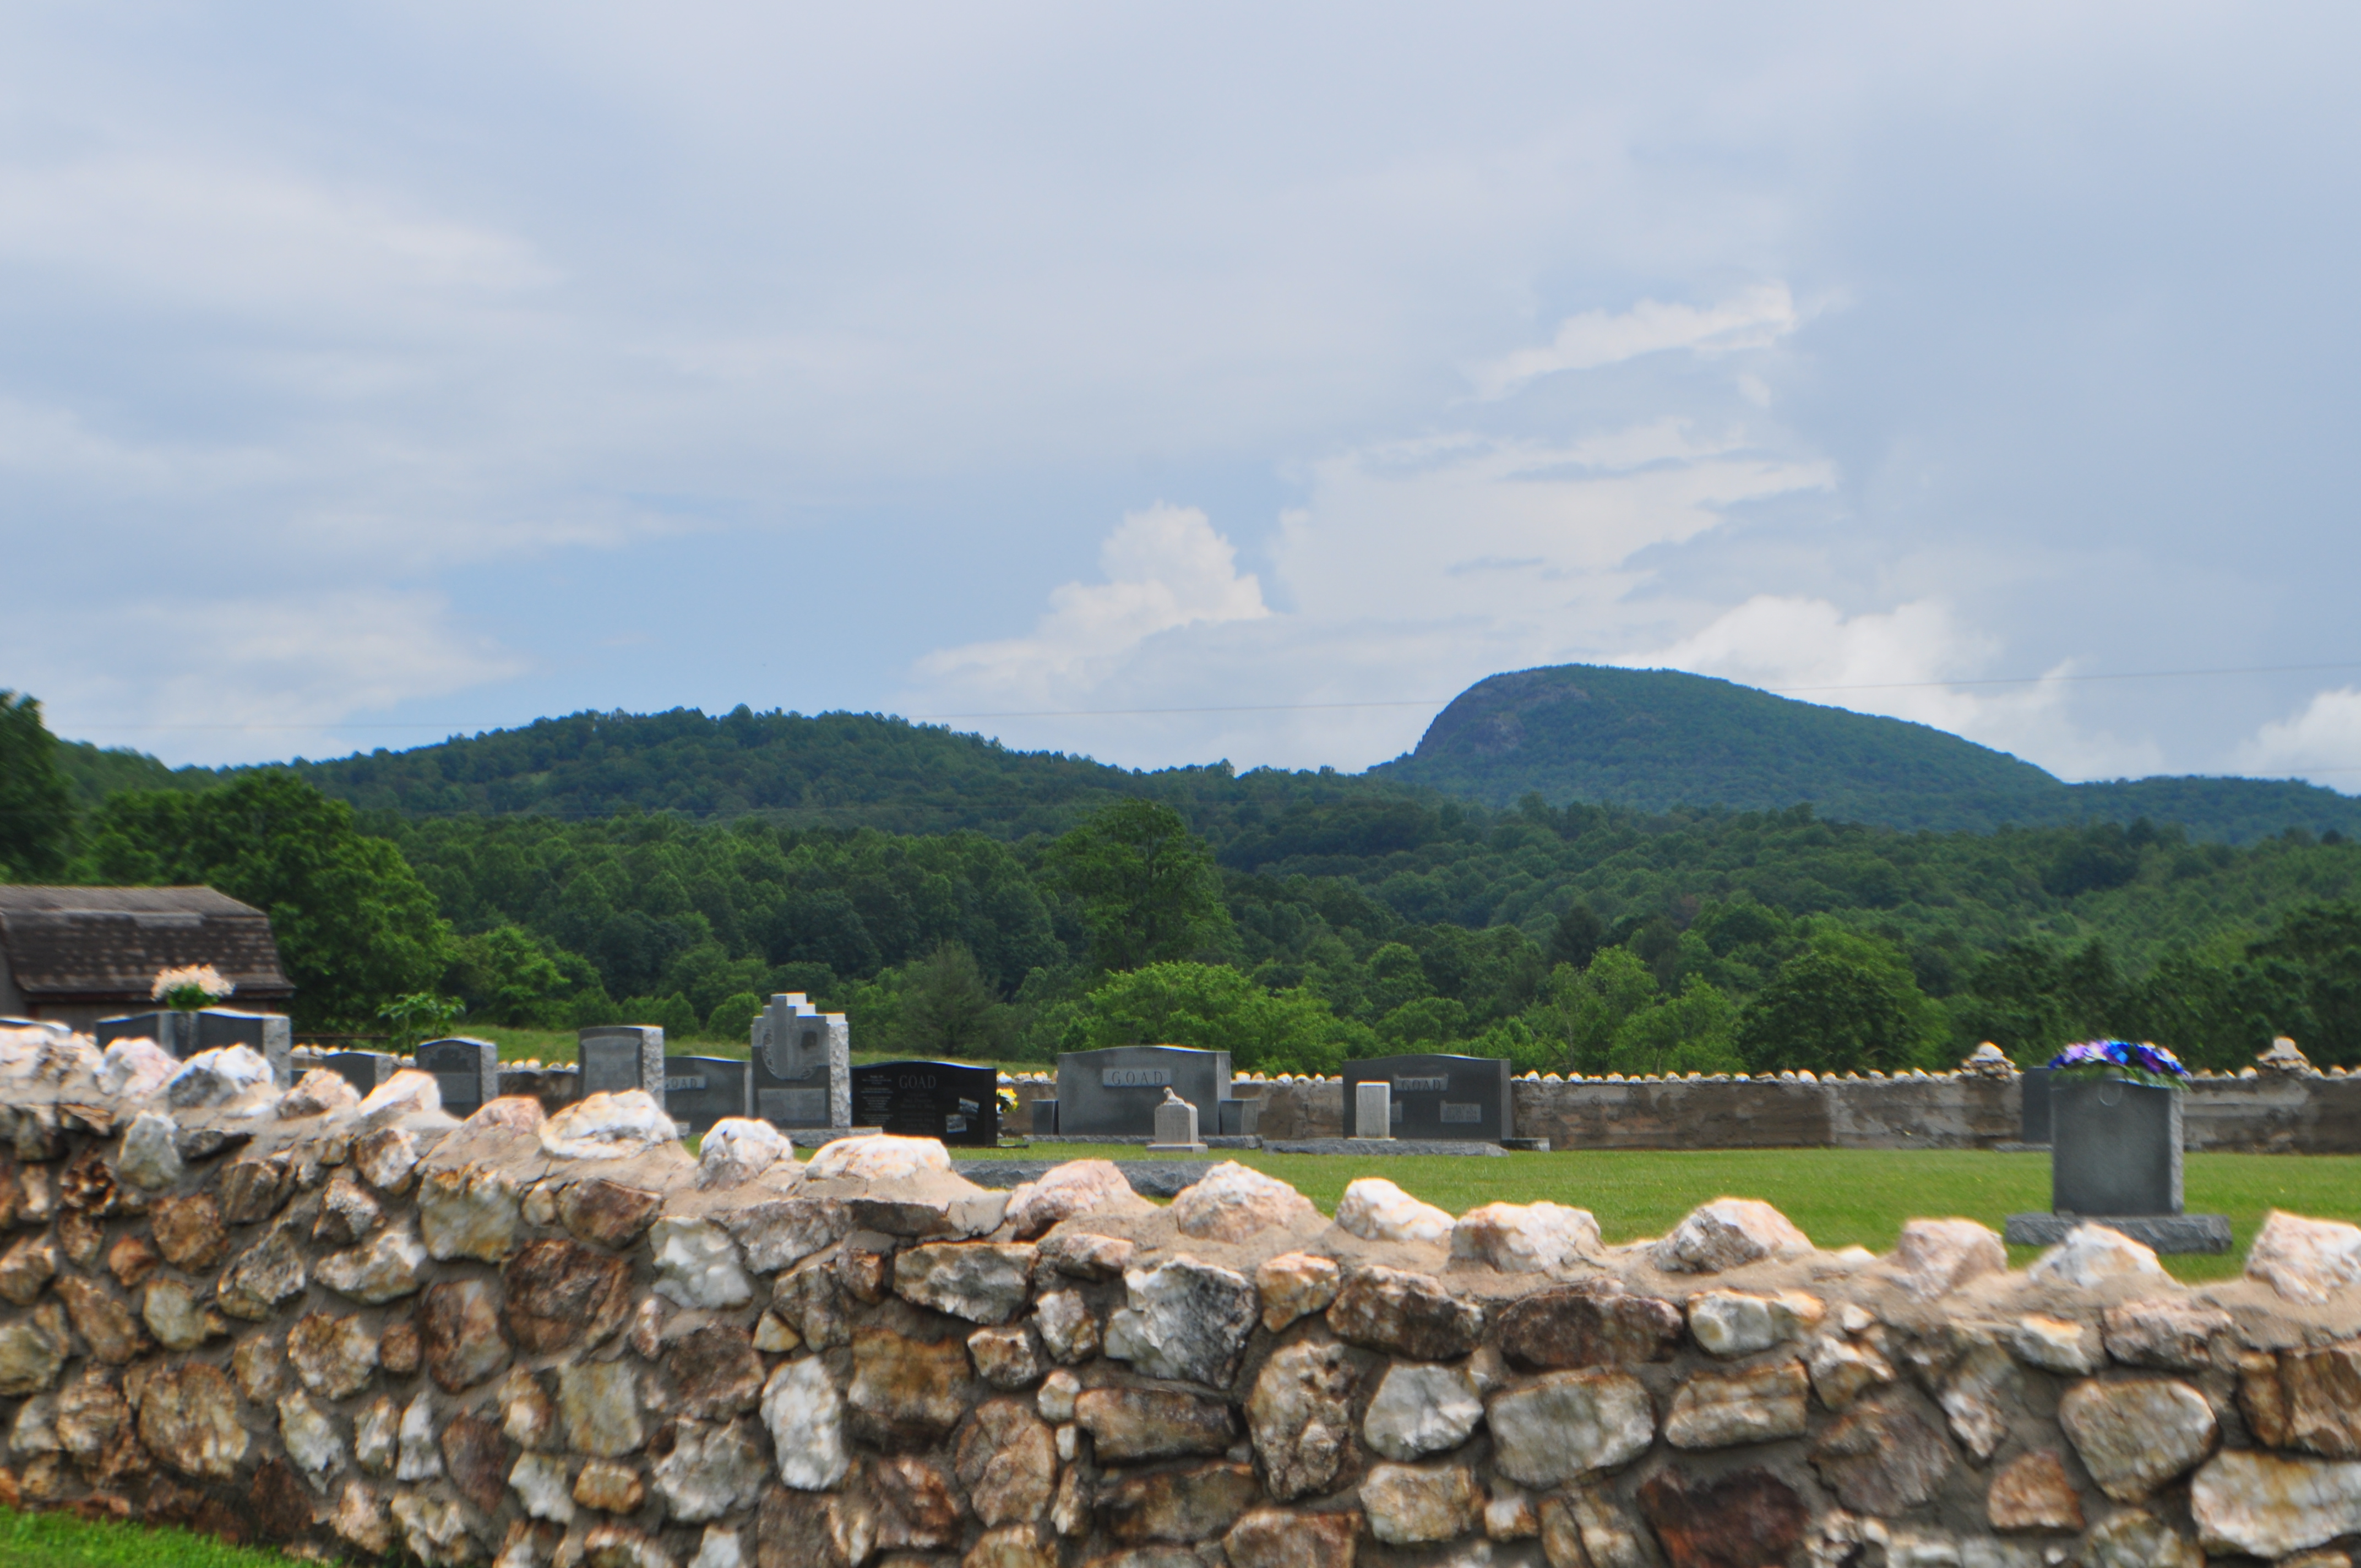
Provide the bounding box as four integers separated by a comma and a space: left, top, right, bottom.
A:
2051, 1077, 2182, 1216
1030, 1098, 1059, 1135
2020, 1066, 2054, 1146
1055, 1045, 1232, 1139
96, 1011, 193, 1057
323, 1051, 399, 1100
579, 1026, 666, 1112
663, 1056, 749, 1137
1342, 1053, 1514, 1143
749, 993, 850, 1131
192, 1009, 293, 1088
851, 1060, 999, 1147
417, 1037, 502, 1120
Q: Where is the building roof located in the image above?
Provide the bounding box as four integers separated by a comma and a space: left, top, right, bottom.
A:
0, 886, 293, 1001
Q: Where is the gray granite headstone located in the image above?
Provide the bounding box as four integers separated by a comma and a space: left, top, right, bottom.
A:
2050, 1077, 2182, 1216
662, 1056, 749, 1137
417, 1037, 502, 1120
323, 1051, 399, 1100
579, 1026, 667, 1113
1054, 1045, 1232, 1139
2019, 1066, 2054, 1146
1343, 1053, 1514, 1142
1030, 1098, 1060, 1135
852, 1060, 999, 1146
192, 1009, 293, 1089
749, 993, 851, 1131
1353, 1080, 1394, 1140
1149, 1088, 1205, 1152
96, 1011, 194, 1058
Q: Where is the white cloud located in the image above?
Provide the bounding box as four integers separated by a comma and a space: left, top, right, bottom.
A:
1470, 284, 1802, 400
915, 505, 1269, 704
2232, 689, 2361, 787
1622, 595, 2164, 781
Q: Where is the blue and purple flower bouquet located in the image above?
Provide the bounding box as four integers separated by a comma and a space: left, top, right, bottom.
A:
2047, 1039, 2191, 1092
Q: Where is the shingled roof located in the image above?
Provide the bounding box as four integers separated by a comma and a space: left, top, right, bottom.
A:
0, 886, 293, 1003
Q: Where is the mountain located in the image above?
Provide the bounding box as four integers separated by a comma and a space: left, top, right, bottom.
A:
1368, 663, 2361, 843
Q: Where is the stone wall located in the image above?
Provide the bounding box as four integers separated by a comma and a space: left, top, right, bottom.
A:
6, 1024, 2361, 1568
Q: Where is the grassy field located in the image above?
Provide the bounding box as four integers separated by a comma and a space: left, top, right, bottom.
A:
962, 1144, 2361, 1283
0, 1507, 315, 1568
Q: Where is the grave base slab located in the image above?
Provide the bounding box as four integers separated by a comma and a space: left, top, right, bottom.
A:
2003, 1212, 2232, 1253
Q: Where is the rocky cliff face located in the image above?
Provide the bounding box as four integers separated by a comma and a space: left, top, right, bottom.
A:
3, 1023, 2361, 1568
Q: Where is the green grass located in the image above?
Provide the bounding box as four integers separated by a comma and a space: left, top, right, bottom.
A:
0, 1506, 318, 1568
966, 1145, 2361, 1284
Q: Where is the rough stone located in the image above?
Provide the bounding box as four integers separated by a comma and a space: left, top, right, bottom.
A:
1636, 1466, 1810, 1568
1036, 1368, 1079, 1423
1936, 1340, 2020, 1462
252, 1456, 318, 1539
2059, 1376, 2217, 1501
54, 1368, 129, 1467
2027, 1224, 2164, 1289
1985, 1447, 2082, 1532
559, 1362, 645, 1459
671, 1322, 766, 1420
354, 1125, 421, 1196
56, 1207, 104, 1270
1495, 1281, 1682, 1368
653, 1418, 768, 1522
1105, 1255, 1260, 1387
848, 1324, 972, 1439
2102, 1297, 2232, 1370
420, 1164, 524, 1262
233, 1331, 285, 1403
105, 1234, 160, 1291
539, 1089, 678, 1161
443, 1411, 510, 1513
651, 1216, 754, 1309
353, 1396, 400, 1475
1805, 1332, 1896, 1412
390, 1489, 474, 1566
510, 1451, 575, 1523
775, 1258, 851, 1351
1664, 1357, 1810, 1449
150, 1193, 230, 1272
575, 1457, 646, 1513
281, 1067, 361, 1118
1359, 1461, 1477, 1545
56, 1275, 149, 1363
96, 1035, 179, 1099
1364, 1360, 1484, 1461
421, 1278, 510, 1391
1540, 1488, 1656, 1568
1252, 1252, 1340, 1333
627, 1294, 663, 1358
1450, 1201, 1602, 1273
805, 1133, 951, 1182
1223, 1507, 1358, 1568
1487, 1369, 1654, 1488
289, 1309, 382, 1399
503, 1238, 635, 1353
1035, 1229, 1135, 1281
967, 1324, 1045, 1389
398, 1391, 442, 1481
1076, 1385, 1235, 1462
1169, 1161, 1318, 1243
866, 1453, 963, 1551
837, 1234, 893, 1302
2191, 1449, 2361, 1560
1809, 1396, 1956, 1515
558, 1178, 666, 1251
498, 1366, 557, 1451
1245, 1340, 1357, 1501
165, 1045, 274, 1109
331, 1480, 393, 1555
762, 1357, 848, 1489
955, 1397, 1057, 1526
2246, 1210, 2361, 1305
1327, 1265, 1483, 1360
218, 1153, 296, 1225
0, 1304, 67, 1396
279, 1389, 349, 1487
138, 1363, 248, 1480
1685, 1289, 1824, 1357
115, 1112, 183, 1191
1336, 1177, 1454, 1244
1004, 1159, 1153, 1239
1649, 1198, 1811, 1274
2001, 1313, 2102, 1375
314, 1173, 385, 1246
317, 1221, 433, 1304
0, 1236, 56, 1306
697, 1118, 792, 1190
1887, 1218, 2006, 1300
894, 1240, 1036, 1324
383, 1315, 422, 1375
962, 1522, 1058, 1568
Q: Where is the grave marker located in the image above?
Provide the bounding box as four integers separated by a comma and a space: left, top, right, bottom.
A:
192, 1009, 293, 1088
663, 1056, 750, 1137
1149, 1088, 1207, 1153
2019, 1066, 2054, 1146
1054, 1044, 1232, 1139
1353, 1080, 1394, 1140
417, 1037, 501, 1120
749, 993, 851, 1133
851, 1059, 999, 1146
96, 1011, 193, 1058
1342, 1053, 1514, 1143
579, 1026, 667, 1112
323, 1051, 399, 1100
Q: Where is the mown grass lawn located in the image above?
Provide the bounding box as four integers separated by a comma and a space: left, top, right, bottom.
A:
962, 1144, 2361, 1283
0, 1506, 320, 1568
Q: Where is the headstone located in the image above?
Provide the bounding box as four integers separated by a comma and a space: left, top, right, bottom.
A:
2019, 1066, 2054, 1146
192, 1009, 293, 1088
96, 1011, 194, 1059
851, 1060, 999, 1147
1147, 1088, 1206, 1153
662, 1057, 750, 1138
323, 1051, 399, 1100
1352, 1080, 1394, 1140
749, 993, 851, 1133
2050, 1077, 2182, 1216
579, 1026, 667, 1112
1342, 1053, 1514, 1143
1030, 1098, 1060, 1136
417, 1037, 502, 1121
1054, 1045, 1232, 1139
1219, 1098, 1259, 1137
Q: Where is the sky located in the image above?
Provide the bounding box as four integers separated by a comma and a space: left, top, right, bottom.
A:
6, 4, 2361, 790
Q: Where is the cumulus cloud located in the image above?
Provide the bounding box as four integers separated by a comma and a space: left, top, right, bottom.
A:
2232, 689, 2361, 787
1470, 284, 1802, 400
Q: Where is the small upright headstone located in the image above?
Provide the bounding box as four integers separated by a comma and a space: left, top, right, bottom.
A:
96, 1011, 194, 1058
749, 994, 851, 1133
2019, 1066, 2054, 1146
579, 1026, 667, 1113
1030, 1098, 1060, 1136
324, 1051, 399, 1100
2006, 1074, 2230, 1253
1055, 1045, 1232, 1139
192, 1009, 293, 1089
417, 1037, 501, 1120
1353, 1080, 1394, 1140
1147, 1088, 1206, 1153
1342, 1053, 1514, 1142
662, 1056, 750, 1138
851, 1060, 1000, 1147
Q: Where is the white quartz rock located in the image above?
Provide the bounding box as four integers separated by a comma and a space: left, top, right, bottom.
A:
540, 1090, 679, 1159
2028, 1224, 2165, 1289
116, 1112, 184, 1191
1337, 1178, 1455, 1245
760, 1357, 847, 1490
804, 1134, 950, 1182
97, 1037, 180, 1100
696, 1119, 792, 1190
166, 1045, 275, 1109
1450, 1202, 1602, 1272
1364, 1362, 1486, 1461
650, 1217, 754, 1309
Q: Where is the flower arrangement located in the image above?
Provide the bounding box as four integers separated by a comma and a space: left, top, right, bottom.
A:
151, 964, 233, 1011
2047, 1038, 2190, 1092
